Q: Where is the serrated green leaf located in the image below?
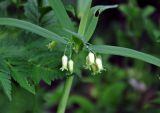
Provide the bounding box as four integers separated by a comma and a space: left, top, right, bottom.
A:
40, 11, 56, 27
11, 68, 35, 94
24, 0, 56, 27
90, 45, 160, 67
0, 46, 24, 58
0, 72, 12, 100
0, 18, 67, 44
0, 59, 10, 72
0, 1, 9, 16
24, 0, 40, 24
32, 66, 50, 84
32, 65, 65, 85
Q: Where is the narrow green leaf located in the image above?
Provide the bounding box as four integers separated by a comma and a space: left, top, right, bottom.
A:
48, 0, 74, 31
84, 5, 118, 42
92, 5, 118, 15
78, 0, 92, 35
0, 72, 12, 100
76, 0, 92, 53
77, 0, 92, 19
84, 15, 98, 42
0, 18, 67, 44
90, 45, 160, 67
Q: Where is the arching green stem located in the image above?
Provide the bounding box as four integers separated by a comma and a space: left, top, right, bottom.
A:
56, 76, 74, 113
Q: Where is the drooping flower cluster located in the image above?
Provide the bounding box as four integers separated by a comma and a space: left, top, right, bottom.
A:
60, 52, 104, 75
60, 55, 74, 74
85, 52, 104, 74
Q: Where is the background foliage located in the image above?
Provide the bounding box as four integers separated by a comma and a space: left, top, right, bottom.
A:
0, 0, 160, 113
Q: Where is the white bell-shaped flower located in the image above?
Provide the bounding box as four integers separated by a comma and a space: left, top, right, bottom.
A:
60, 55, 68, 71
95, 56, 104, 73
68, 59, 74, 74
88, 52, 95, 65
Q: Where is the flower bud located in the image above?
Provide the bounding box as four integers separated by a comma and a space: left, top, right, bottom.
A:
68, 59, 74, 74
88, 52, 95, 65
60, 55, 68, 71
47, 41, 56, 51
95, 56, 104, 73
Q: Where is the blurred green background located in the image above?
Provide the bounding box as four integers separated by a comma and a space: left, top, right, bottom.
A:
0, 0, 160, 113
